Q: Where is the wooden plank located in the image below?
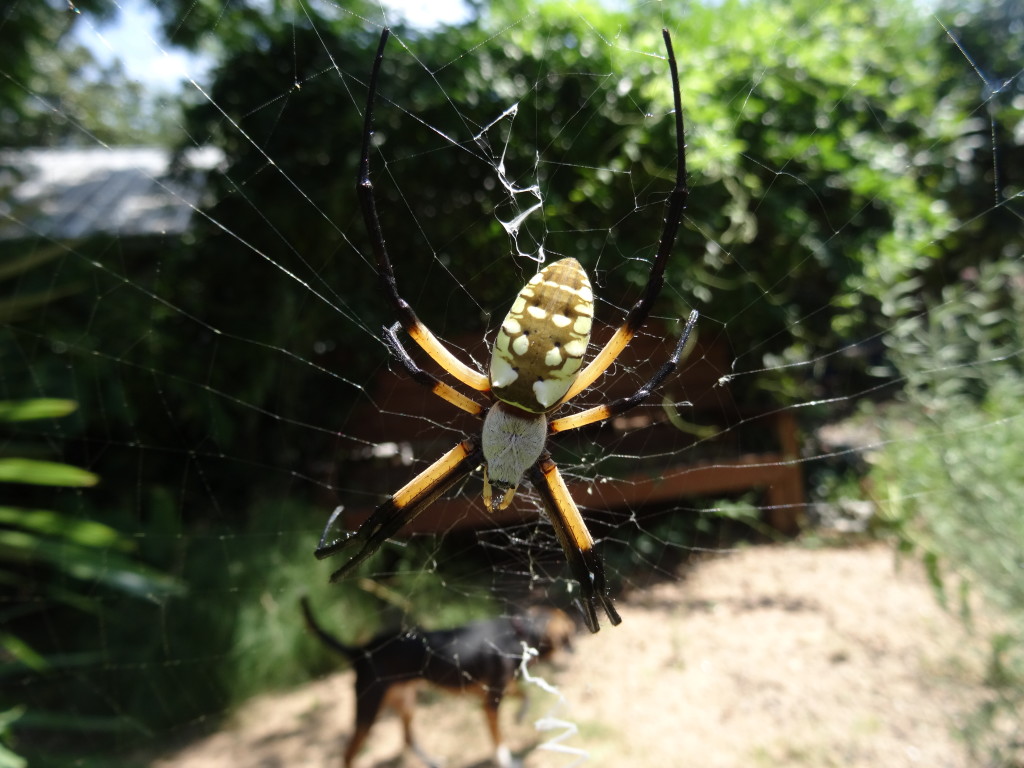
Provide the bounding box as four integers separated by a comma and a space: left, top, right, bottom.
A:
344, 330, 731, 442
340, 454, 802, 535
334, 331, 804, 536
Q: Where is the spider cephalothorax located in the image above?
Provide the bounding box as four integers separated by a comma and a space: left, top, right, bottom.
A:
316, 27, 697, 633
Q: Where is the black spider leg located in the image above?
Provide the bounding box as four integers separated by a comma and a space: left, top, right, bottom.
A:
626, 28, 688, 331
602, 308, 699, 414
357, 29, 410, 329
357, 28, 489, 392
528, 456, 622, 633
562, 28, 689, 404
315, 440, 484, 582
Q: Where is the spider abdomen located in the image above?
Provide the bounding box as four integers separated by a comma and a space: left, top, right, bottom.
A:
481, 403, 547, 511
489, 258, 594, 413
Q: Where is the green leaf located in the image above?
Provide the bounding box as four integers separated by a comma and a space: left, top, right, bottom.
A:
0, 706, 26, 768
0, 742, 26, 768
0, 507, 129, 550
0, 399, 78, 423
0, 530, 182, 598
0, 633, 47, 672
0, 459, 98, 487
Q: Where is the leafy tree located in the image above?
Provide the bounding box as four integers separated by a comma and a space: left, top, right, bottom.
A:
104, 0, 998, 516
877, 0, 1024, 401
1, 1, 103, 144
0, 1, 179, 147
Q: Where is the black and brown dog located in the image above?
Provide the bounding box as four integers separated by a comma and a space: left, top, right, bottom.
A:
300, 597, 575, 768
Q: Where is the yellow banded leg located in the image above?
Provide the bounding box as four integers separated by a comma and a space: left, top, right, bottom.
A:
429, 379, 484, 416
316, 439, 482, 581
557, 325, 635, 405
549, 309, 698, 435
528, 455, 621, 632
406, 320, 491, 392
548, 403, 614, 434
384, 323, 484, 416
356, 28, 490, 397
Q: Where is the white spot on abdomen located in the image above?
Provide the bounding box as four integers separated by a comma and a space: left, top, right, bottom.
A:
533, 377, 569, 408
564, 339, 587, 358
573, 315, 592, 336
490, 354, 519, 387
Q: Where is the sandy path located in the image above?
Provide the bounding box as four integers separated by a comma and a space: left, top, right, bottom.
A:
152, 544, 986, 768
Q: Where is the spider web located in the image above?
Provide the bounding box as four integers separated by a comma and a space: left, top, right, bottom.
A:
2, 0, 1022, 765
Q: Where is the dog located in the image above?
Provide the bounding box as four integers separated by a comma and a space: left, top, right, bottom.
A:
300, 597, 576, 768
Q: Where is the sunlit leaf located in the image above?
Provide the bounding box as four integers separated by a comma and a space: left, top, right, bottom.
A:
0, 507, 129, 550
0, 634, 47, 673
0, 400, 78, 423
0, 459, 98, 487
0, 530, 182, 598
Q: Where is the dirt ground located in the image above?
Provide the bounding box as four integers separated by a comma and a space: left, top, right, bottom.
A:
152, 543, 993, 768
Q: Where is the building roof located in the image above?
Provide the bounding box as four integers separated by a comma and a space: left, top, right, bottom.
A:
0, 146, 223, 241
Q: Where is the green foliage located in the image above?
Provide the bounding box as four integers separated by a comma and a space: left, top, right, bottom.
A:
476, 0, 999, 405
0, 708, 26, 768
0, 459, 97, 487
0, 1, 102, 146
927, 0, 1024, 295
185, 499, 345, 706
0, 399, 77, 422
871, 385, 1024, 764
0, 400, 181, 763
873, 380, 1024, 615
871, 258, 1024, 764
0, 2, 178, 147
883, 259, 1023, 406
166, 0, 984, 416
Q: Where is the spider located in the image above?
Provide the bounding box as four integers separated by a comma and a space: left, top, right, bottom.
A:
316, 27, 698, 633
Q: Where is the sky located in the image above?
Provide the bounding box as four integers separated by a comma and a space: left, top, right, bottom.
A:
75, 1, 472, 91
73, 4, 202, 91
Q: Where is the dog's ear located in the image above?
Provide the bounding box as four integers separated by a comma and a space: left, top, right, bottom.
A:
545, 608, 577, 652
524, 607, 577, 656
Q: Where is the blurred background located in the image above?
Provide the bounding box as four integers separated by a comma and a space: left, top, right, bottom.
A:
1, 0, 1021, 765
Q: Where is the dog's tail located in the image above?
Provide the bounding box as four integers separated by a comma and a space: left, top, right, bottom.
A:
300, 596, 360, 659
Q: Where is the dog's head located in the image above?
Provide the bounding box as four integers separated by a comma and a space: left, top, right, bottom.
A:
518, 606, 577, 660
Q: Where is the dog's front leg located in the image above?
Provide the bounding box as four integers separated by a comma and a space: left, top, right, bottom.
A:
483, 699, 521, 768
389, 683, 442, 768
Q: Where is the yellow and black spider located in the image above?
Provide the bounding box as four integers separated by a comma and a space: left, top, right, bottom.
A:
316, 28, 698, 633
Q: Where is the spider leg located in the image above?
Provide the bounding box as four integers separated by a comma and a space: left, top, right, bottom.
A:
549, 309, 698, 434
384, 323, 485, 416
316, 439, 483, 581
528, 454, 622, 632
559, 29, 688, 405
357, 29, 490, 393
